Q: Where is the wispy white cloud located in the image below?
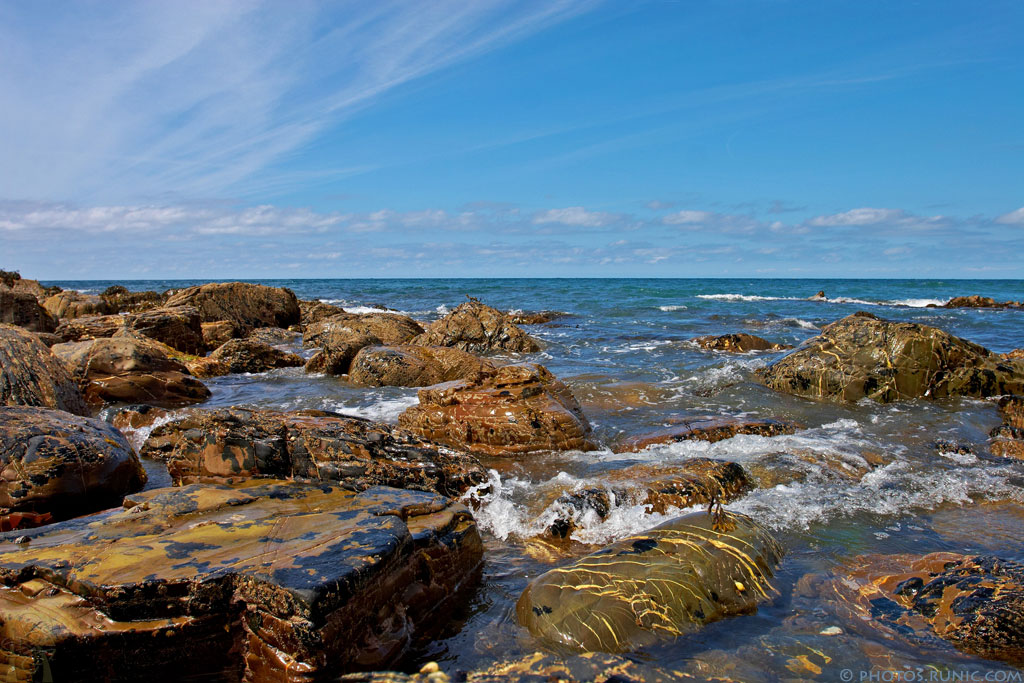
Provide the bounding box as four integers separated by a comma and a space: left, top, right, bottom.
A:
662, 210, 713, 225
808, 208, 907, 226
532, 206, 618, 227
995, 207, 1024, 225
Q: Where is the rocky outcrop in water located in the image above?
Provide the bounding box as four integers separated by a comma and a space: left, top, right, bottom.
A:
52, 334, 210, 407
944, 295, 1022, 309
207, 338, 304, 374
43, 290, 112, 320
304, 312, 424, 348
692, 333, 791, 353
140, 407, 487, 496
305, 333, 378, 376
615, 415, 798, 452
299, 299, 346, 328
54, 305, 206, 354
0, 286, 55, 333
757, 312, 1024, 402
0, 480, 483, 681
818, 552, 1024, 666
517, 509, 783, 652
0, 324, 89, 416
412, 301, 541, 353
164, 281, 300, 333
349, 345, 495, 387
507, 310, 566, 325
398, 363, 594, 456
100, 285, 163, 313
0, 406, 146, 527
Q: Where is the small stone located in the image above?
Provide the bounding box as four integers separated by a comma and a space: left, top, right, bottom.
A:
13, 536, 30, 544
819, 626, 843, 636
419, 661, 440, 674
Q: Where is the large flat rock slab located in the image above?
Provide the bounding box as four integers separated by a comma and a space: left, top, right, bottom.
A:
0, 480, 484, 681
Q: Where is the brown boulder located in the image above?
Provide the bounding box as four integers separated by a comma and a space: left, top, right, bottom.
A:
757, 311, 1024, 402
0, 286, 55, 333
349, 344, 495, 387
0, 406, 146, 526
0, 480, 482, 680
0, 272, 56, 302
615, 415, 798, 452
1005, 349, 1024, 360
208, 338, 304, 374
54, 305, 205, 354
100, 285, 163, 313
0, 324, 88, 416
140, 407, 487, 496
200, 320, 238, 348
411, 300, 540, 353
692, 333, 791, 353
247, 326, 301, 346
304, 312, 424, 348
398, 363, 595, 456
164, 281, 300, 333
299, 299, 345, 327
43, 290, 112, 320
990, 396, 1024, 459
51, 335, 210, 408
945, 295, 1022, 309
305, 333, 378, 376
507, 310, 566, 325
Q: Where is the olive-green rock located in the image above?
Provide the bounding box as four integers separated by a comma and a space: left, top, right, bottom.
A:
757, 311, 1024, 402
517, 510, 783, 652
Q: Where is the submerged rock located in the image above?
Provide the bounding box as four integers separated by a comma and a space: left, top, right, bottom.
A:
0, 480, 483, 680
54, 305, 205, 354
164, 281, 300, 333
411, 300, 541, 353
349, 345, 495, 387
615, 415, 797, 453
757, 311, 1024, 402
517, 509, 783, 652
0, 286, 55, 333
140, 407, 487, 496
208, 338, 304, 374
0, 406, 146, 526
691, 333, 791, 353
0, 324, 88, 416
398, 363, 595, 456
507, 310, 567, 325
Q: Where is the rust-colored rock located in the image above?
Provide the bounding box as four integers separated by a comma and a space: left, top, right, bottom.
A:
0, 272, 57, 302
411, 301, 540, 353
0, 286, 55, 333
43, 290, 112, 320
0, 406, 146, 525
507, 310, 566, 325
692, 333, 791, 353
208, 338, 304, 374
0, 324, 88, 416
51, 334, 210, 408
304, 312, 424, 349
100, 285, 163, 313
305, 334, 377, 376
299, 299, 346, 328
0, 480, 483, 681
615, 415, 798, 453
201, 320, 239, 348
945, 295, 1022, 309
1006, 349, 1024, 360
247, 326, 301, 346
757, 311, 1024, 402
140, 407, 487, 496
990, 396, 1024, 459
349, 345, 495, 387
164, 281, 300, 334
54, 305, 205, 354
398, 363, 595, 456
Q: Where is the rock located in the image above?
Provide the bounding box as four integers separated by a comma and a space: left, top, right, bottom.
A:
757, 312, 1024, 402
0, 480, 483, 680
164, 281, 300, 333
350, 345, 495, 387
615, 416, 798, 452
208, 338, 304, 374
0, 272, 57, 302
247, 326, 301, 346
411, 301, 541, 353
398, 363, 595, 456
43, 290, 113, 320
100, 286, 163, 313
517, 509, 783, 652
305, 333, 378, 376
691, 333, 791, 353
0, 406, 146, 526
51, 335, 210, 408
140, 407, 487, 496
545, 459, 752, 540
507, 310, 566, 325
1006, 349, 1024, 360
0, 286, 55, 333
33, 332, 62, 347
304, 312, 424, 349
0, 324, 88, 416
810, 291, 826, 300
990, 396, 1024, 459
945, 295, 1022, 309
821, 552, 1024, 666
54, 305, 205, 354
200, 320, 238, 348
299, 299, 345, 328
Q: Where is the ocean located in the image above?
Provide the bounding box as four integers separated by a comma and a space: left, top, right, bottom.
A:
48, 277, 1024, 678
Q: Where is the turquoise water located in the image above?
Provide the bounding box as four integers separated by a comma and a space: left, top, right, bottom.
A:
56, 278, 1024, 679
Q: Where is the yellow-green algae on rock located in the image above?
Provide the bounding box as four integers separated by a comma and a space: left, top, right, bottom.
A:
517, 510, 783, 652
0, 480, 483, 682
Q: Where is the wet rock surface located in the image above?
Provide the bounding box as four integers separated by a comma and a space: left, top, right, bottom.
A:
517, 509, 783, 652
692, 332, 792, 353
349, 345, 495, 387
990, 396, 1024, 459
944, 295, 1022, 309
0, 286, 55, 332
0, 480, 483, 681
411, 300, 541, 353
0, 406, 146, 525
0, 324, 88, 416
100, 285, 163, 313
305, 333, 379, 376
140, 407, 487, 496
398, 363, 595, 456
304, 312, 424, 348
53, 305, 206, 354
208, 338, 304, 374
615, 415, 798, 452
506, 310, 567, 325
164, 282, 300, 333
757, 311, 1024, 402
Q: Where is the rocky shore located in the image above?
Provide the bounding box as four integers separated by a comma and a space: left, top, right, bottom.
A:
2, 271, 1023, 681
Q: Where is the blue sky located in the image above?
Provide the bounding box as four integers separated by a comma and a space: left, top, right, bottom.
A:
1, 0, 1022, 279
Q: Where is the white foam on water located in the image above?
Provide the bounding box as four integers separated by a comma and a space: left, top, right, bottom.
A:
697, 293, 797, 302
784, 317, 819, 330
121, 411, 187, 452
679, 356, 767, 392
324, 394, 419, 423
436, 304, 450, 315
885, 298, 949, 308
341, 305, 413, 316
658, 304, 688, 311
